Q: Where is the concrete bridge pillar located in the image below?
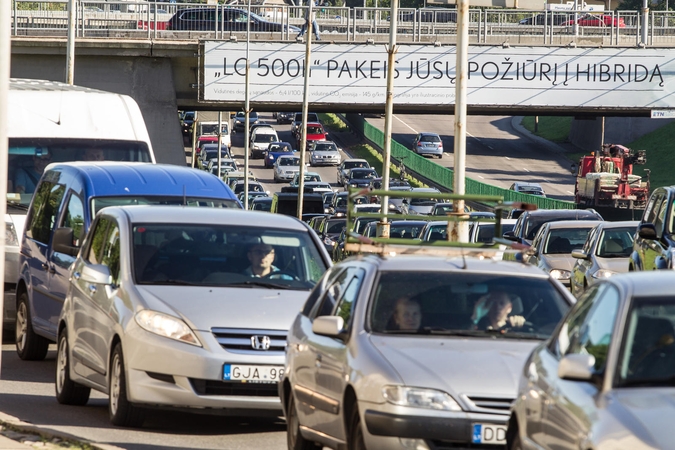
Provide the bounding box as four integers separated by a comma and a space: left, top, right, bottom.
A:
10, 54, 186, 166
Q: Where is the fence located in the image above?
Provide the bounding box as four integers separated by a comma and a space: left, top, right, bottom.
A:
346, 113, 577, 210
11, 1, 675, 46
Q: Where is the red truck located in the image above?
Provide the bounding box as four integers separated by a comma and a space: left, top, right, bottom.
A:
574, 144, 649, 220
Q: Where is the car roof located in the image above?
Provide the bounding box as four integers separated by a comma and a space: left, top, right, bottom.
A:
523, 209, 601, 219
542, 219, 603, 229
411, 187, 441, 193
592, 220, 639, 229
344, 159, 368, 163
46, 162, 237, 200
278, 154, 299, 159
608, 271, 675, 298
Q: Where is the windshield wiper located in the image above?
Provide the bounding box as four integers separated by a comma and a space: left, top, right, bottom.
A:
421, 328, 490, 337
222, 280, 294, 290
146, 279, 200, 286
7, 200, 29, 210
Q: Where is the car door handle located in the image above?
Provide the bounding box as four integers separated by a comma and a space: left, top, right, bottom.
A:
315, 355, 322, 367
88, 285, 97, 295
73, 272, 81, 280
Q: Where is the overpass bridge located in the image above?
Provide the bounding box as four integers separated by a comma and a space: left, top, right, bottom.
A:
10, 3, 675, 165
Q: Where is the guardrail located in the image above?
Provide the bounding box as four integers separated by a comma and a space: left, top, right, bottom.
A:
345, 113, 576, 210
11, 0, 675, 46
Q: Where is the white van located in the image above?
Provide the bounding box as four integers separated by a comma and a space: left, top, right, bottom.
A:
197, 120, 231, 150
5, 78, 155, 331
249, 127, 279, 159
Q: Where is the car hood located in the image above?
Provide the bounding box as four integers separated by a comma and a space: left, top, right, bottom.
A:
596, 256, 631, 273
541, 254, 576, 271
611, 389, 675, 449
135, 285, 306, 331
370, 335, 539, 399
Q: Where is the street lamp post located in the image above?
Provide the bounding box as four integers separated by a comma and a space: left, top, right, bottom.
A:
297, 0, 315, 220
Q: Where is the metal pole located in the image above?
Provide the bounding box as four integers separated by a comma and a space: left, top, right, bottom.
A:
297, 0, 314, 220
378, 0, 398, 238
600, 116, 605, 147
244, 0, 252, 210
642, 0, 649, 45
0, 0, 11, 372
218, 111, 223, 179
66, 0, 76, 84
451, 0, 469, 242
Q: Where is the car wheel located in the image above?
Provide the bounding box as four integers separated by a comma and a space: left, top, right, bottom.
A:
348, 405, 367, 450
509, 433, 524, 450
109, 343, 145, 427
287, 392, 320, 450
55, 329, 91, 405
15, 291, 49, 361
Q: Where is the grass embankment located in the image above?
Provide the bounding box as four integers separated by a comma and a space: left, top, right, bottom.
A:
318, 113, 428, 188
520, 116, 675, 189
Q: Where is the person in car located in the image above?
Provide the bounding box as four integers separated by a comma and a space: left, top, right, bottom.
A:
15, 153, 52, 194
474, 291, 526, 331
244, 243, 279, 278
82, 148, 106, 161
389, 297, 422, 331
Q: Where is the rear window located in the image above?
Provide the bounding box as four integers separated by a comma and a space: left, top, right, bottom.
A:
421, 135, 441, 143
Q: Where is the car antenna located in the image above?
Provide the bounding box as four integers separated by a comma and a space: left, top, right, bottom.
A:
183, 185, 187, 206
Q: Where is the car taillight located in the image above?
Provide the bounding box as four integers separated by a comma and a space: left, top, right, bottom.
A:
438, 143, 443, 148
417, 142, 422, 147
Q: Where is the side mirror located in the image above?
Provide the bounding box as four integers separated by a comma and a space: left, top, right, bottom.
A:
638, 223, 657, 240
503, 231, 517, 241
571, 249, 589, 260
558, 353, 595, 381
52, 227, 78, 257
79, 263, 112, 285
312, 316, 346, 339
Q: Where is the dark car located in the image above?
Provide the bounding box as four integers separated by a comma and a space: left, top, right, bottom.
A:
394, 8, 457, 23
276, 112, 294, 124
344, 168, 378, 188
504, 208, 604, 247
166, 7, 300, 32
519, 12, 572, 25
264, 141, 295, 169
630, 186, 675, 271
317, 217, 346, 255
181, 111, 195, 136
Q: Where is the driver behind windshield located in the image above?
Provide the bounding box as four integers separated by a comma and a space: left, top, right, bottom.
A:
244, 243, 279, 278
473, 291, 526, 331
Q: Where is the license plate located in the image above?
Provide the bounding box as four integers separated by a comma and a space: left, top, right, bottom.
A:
222, 364, 284, 383
471, 423, 507, 444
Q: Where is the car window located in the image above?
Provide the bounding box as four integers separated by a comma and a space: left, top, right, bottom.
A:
26, 181, 66, 244
101, 221, 121, 286
558, 284, 619, 372
617, 296, 675, 387
653, 197, 669, 236
334, 268, 366, 327
370, 271, 570, 337
61, 192, 85, 248
302, 266, 345, 316
313, 268, 355, 319
86, 217, 112, 265
643, 192, 663, 224
582, 225, 599, 254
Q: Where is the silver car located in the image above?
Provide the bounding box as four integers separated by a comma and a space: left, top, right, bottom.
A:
310, 141, 342, 167
508, 271, 675, 450
412, 132, 444, 158
526, 220, 603, 288
55, 206, 331, 426
280, 255, 574, 450
570, 220, 639, 297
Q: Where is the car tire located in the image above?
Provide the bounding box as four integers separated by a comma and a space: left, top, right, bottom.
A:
109, 343, 145, 428
348, 405, 367, 450
55, 329, 91, 405
287, 392, 320, 450
15, 291, 50, 361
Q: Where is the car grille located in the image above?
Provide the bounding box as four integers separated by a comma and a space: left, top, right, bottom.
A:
211, 328, 287, 354
190, 379, 279, 397
463, 395, 514, 414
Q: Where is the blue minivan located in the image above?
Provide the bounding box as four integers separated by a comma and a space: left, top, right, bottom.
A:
16, 162, 241, 360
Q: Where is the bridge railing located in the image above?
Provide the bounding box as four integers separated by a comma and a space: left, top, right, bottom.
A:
12, 1, 674, 46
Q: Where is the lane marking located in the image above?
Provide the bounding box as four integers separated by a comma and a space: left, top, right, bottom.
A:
567, 191, 574, 195
523, 168, 530, 172
478, 175, 484, 179
393, 115, 418, 134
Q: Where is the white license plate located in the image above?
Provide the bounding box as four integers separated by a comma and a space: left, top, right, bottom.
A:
222, 364, 284, 383
471, 423, 507, 444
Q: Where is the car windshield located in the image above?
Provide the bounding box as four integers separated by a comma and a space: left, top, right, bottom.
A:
544, 228, 593, 254
280, 158, 300, 166
204, 150, 228, 159
596, 227, 635, 257
370, 272, 569, 338
354, 217, 378, 234
617, 296, 675, 387
8, 139, 152, 205
433, 204, 454, 215
314, 143, 337, 152
520, 188, 544, 196
132, 224, 328, 289
474, 223, 516, 243
254, 134, 276, 143
411, 195, 441, 206
201, 124, 228, 135
351, 170, 376, 179
269, 144, 292, 153
92, 196, 239, 219
307, 126, 323, 134
388, 223, 425, 239
325, 220, 346, 234
345, 161, 367, 169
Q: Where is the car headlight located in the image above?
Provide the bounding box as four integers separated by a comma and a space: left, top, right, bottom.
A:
383, 386, 462, 411
324, 237, 335, 246
550, 269, 571, 280
6, 221, 19, 246
592, 269, 616, 279
135, 310, 202, 347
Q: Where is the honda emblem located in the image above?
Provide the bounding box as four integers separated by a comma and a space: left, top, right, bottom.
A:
251, 335, 271, 350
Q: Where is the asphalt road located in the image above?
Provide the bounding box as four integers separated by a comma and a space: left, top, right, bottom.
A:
364, 114, 577, 201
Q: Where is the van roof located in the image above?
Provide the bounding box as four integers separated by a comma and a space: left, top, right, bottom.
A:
46, 162, 238, 201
